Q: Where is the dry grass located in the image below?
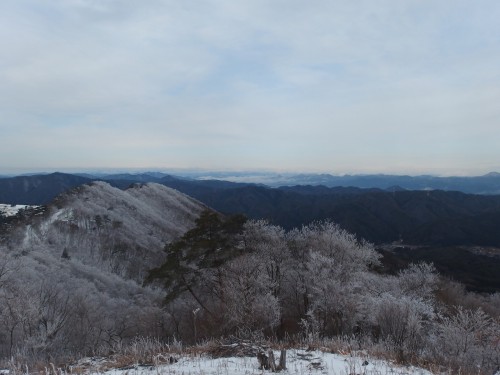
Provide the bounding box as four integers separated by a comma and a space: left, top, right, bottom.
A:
1, 336, 493, 375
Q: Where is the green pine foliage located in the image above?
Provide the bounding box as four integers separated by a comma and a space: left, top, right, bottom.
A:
146, 210, 247, 303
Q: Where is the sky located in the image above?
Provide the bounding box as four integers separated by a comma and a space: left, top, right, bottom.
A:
1, 0, 499, 176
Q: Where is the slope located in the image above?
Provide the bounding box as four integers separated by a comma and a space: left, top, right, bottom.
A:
0, 182, 206, 359
4, 181, 206, 280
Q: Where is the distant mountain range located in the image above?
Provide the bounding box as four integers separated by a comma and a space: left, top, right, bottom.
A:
2, 171, 500, 247
2, 172, 500, 292
4, 170, 500, 194
187, 171, 500, 195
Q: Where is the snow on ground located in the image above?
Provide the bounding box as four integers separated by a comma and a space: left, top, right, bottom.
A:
86, 350, 433, 375
0, 204, 37, 217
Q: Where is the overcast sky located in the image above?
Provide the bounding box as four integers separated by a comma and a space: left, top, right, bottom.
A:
1, 1, 499, 175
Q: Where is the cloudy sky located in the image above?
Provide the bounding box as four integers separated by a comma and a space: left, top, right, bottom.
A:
1, 1, 499, 175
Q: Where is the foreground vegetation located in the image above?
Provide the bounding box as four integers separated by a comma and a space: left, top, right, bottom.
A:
145, 211, 500, 374
1, 208, 499, 374
3, 336, 436, 375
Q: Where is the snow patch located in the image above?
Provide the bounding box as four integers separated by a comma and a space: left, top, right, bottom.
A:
0, 203, 38, 217
87, 350, 434, 375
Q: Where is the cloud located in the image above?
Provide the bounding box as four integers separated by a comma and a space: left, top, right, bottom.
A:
1, 0, 499, 174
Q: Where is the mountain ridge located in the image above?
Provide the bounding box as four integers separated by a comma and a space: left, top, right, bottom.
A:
2, 172, 500, 247
2, 181, 207, 280
4, 170, 500, 194
0, 180, 209, 359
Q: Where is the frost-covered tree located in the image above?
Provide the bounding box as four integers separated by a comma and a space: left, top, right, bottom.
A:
278, 222, 381, 336
397, 263, 438, 301
217, 254, 281, 333
242, 220, 290, 300
295, 221, 380, 277
369, 293, 434, 360
431, 307, 500, 373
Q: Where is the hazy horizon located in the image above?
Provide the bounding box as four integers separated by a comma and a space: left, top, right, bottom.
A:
1, 1, 499, 175
1, 167, 499, 179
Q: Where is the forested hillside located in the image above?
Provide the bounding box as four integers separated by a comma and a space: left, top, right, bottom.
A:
0, 182, 205, 361
175, 185, 500, 246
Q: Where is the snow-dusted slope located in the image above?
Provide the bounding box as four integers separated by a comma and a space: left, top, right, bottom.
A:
10, 181, 206, 280
0, 204, 39, 217
0, 182, 207, 359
